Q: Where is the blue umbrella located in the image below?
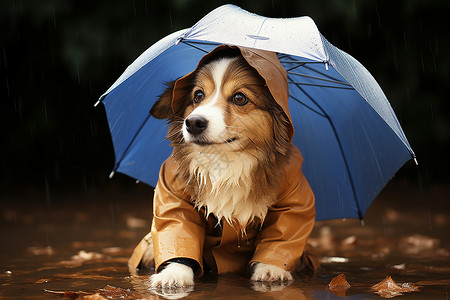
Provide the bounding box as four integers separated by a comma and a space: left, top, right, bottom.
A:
97, 5, 416, 221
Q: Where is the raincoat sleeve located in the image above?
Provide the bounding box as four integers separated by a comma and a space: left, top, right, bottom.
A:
250, 145, 315, 271
151, 156, 206, 275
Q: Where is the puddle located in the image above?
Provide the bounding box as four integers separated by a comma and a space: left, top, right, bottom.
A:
1, 184, 449, 299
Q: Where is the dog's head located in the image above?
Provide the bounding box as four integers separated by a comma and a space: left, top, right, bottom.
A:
151, 46, 291, 156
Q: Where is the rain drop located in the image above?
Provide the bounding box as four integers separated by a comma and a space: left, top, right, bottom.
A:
132, 0, 137, 16
403, 31, 408, 48
428, 210, 433, 231
45, 177, 51, 206
43, 98, 48, 122
76, 61, 80, 83
5, 77, 10, 95
168, 1, 173, 29
2, 47, 7, 68
89, 116, 95, 136
52, 6, 56, 28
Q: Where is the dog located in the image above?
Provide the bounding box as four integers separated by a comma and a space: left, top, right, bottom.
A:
130, 45, 316, 290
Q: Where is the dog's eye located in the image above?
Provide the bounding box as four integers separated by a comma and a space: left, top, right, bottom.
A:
193, 90, 205, 103
232, 92, 248, 106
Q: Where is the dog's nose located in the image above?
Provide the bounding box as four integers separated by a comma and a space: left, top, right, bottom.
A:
185, 115, 208, 135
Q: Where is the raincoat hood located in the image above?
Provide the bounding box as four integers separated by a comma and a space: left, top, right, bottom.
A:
172, 45, 294, 141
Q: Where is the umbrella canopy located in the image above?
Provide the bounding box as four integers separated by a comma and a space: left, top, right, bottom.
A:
98, 5, 415, 221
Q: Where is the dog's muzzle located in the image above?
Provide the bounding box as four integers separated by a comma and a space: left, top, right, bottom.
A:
185, 115, 208, 135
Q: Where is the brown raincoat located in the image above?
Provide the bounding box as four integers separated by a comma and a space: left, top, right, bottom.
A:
129, 45, 317, 276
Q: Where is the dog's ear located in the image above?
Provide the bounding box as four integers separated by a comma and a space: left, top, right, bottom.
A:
150, 81, 176, 119
271, 105, 291, 156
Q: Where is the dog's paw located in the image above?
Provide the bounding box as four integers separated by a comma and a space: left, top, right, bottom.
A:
150, 262, 194, 289
251, 262, 293, 282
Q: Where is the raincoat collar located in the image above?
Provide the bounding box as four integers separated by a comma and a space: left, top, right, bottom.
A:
171, 45, 294, 141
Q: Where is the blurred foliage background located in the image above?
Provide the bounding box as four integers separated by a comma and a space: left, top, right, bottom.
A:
1, 0, 449, 197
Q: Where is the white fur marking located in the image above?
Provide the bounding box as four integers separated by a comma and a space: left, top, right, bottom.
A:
189, 151, 271, 227
150, 262, 194, 289
184, 105, 225, 143
184, 57, 275, 227
251, 262, 293, 282
183, 58, 235, 144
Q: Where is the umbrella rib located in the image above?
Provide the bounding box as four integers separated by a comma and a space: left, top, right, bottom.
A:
287, 71, 352, 87
180, 41, 210, 53
290, 77, 364, 220
285, 63, 306, 72
302, 64, 342, 82
279, 60, 324, 64
289, 94, 327, 118
113, 112, 153, 173
279, 54, 342, 82
289, 82, 354, 90
184, 40, 221, 47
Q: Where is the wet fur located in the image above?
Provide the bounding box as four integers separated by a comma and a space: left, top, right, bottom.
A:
149, 49, 293, 286
152, 50, 291, 228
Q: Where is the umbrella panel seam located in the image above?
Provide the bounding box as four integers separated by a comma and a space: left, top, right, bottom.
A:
287, 71, 352, 87
290, 78, 363, 220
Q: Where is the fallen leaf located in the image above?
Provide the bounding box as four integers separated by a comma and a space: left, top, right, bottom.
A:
126, 216, 148, 229
372, 276, 419, 298
399, 235, 440, 256
44, 286, 145, 299
329, 274, 351, 290
99, 285, 145, 299
342, 235, 357, 246
384, 208, 399, 221
55, 273, 113, 281
102, 247, 122, 254
44, 289, 90, 298
71, 250, 104, 261
28, 246, 55, 256
329, 274, 350, 297
79, 293, 107, 299
392, 264, 405, 270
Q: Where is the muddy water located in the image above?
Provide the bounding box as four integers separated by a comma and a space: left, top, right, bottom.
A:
1, 183, 449, 299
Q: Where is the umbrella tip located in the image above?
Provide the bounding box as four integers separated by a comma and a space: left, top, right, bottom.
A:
109, 171, 115, 179
360, 219, 365, 227
175, 37, 183, 46
413, 157, 419, 166
325, 62, 329, 71
94, 100, 101, 107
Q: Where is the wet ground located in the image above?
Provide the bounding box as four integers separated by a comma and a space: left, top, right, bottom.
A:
1, 182, 449, 299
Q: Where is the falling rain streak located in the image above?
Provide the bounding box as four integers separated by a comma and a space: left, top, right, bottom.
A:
0, 2, 449, 298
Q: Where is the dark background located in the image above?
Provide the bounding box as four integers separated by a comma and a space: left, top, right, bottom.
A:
1, 0, 449, 198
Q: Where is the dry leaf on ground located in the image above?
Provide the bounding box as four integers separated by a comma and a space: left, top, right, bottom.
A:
71, 250, 104, 261
329, 274, 351, 297
99, 285, 146, 299
79, 293, 107, 299
372, 276, 419, 298
44, 289, 91, 298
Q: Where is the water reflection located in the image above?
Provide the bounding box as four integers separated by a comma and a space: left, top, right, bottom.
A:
151, 286, 194, 300
252, 281, 308, 299
251, 279, 293, 292
129, 275, 193, 299
129, 273, 308, 299
1, 186, 449, 299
